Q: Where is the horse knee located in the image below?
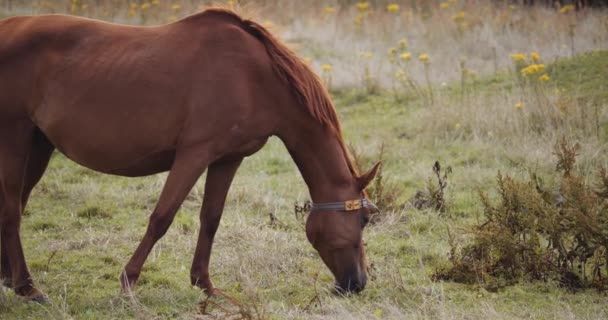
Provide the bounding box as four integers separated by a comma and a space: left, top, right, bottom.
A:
203, 217, 221, 235
200, 207, 223, 234
0, 207, 21, 233
148, 212, 175, 239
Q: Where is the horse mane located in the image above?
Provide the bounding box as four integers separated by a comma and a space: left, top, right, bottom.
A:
198, 8, 360, 177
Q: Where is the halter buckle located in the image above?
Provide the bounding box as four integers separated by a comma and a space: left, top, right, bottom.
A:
345, 200, 362, 211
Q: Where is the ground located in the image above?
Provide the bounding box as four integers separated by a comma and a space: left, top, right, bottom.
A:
1, 1, 607, 319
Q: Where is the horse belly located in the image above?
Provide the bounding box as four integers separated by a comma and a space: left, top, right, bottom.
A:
54, 141, 176, 177
104, 149, 176, 177
60, 144, 176, 177
38, 117, 178, 177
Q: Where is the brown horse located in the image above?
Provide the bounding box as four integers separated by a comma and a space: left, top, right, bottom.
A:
0, 8, 380, 302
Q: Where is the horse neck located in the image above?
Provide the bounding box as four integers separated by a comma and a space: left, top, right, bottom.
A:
279, 122, 358, 203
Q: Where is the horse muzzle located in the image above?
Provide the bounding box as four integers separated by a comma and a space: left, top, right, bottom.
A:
335, 270, 367, 294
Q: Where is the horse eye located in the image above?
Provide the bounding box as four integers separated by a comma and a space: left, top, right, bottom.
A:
361, 215, 370, 228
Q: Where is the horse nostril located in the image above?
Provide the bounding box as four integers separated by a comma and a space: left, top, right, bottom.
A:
334, 282, 362, 294
359, 274, 367, 290
335, 275, 366, 294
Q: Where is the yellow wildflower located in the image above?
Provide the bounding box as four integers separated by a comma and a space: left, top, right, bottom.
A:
354, 14, 364, 25
387, 4, 399, 12
510, 53, 526, 62
559, 4, 575, 14
539, 73, 550, 82
262, 20, 274, 28
324, 6, 336, 15
530, 52, 541, 62
455, 122, 461, 129
400, 52, 412, 61
398, 39, 408, 50
388, 48, 397, 62
141, 2, 150, 9
171, 3, 181, 10
321, 64, 332, 72
452, 11, 465, 22
374, 309, 383, 317
356, 2, 369, 11
440, 2, 449, 9
418, 53, 430, 64
515, 102, 524, 110
152, 0, 160, 5
360, 51, 373, 59
521, 64, 546, 76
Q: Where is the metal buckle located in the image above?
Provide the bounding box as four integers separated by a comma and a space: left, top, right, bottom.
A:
345, 200, 362, 211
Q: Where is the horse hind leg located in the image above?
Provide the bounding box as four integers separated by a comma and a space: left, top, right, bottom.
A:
0, 124, 53, 301
1, 129, 54, 288
19, 129, 55, 209
0, 190, 7, 288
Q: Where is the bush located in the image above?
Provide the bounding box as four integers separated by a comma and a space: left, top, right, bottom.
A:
434, 137, 608, 291
410, 161, 451, 213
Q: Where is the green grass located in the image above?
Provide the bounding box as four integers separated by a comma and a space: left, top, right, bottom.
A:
549, 50, 608, 105
1, 52, 608, 319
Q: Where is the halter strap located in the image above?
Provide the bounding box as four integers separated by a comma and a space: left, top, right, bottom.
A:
311, 198, 378, 213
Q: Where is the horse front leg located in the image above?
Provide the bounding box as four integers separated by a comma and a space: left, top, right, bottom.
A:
120, 149, 211, 295
190, 158, 242, 295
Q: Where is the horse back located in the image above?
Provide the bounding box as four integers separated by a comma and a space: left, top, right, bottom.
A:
0, 15, 130, 116
0, 13, 285, 175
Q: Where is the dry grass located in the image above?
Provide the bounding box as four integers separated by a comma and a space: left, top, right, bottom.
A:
1, 1, 608, 319
2, 0, 607, 89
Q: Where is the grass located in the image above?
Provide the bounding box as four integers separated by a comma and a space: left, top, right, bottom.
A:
0, 48, 606, 319
549, 50, 608, 105
1, 1, 608, 319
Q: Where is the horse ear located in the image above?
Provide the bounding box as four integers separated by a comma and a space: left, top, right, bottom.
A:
357, 162, 381, 190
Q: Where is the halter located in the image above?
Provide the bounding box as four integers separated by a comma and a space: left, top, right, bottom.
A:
310, 198, 379, 213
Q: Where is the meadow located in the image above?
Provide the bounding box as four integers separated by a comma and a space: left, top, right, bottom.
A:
1, 1, 608, 319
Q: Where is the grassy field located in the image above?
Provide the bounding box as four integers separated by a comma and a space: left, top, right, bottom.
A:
1, 1, 608, 319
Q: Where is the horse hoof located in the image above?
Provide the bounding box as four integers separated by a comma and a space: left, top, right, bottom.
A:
19, 289, 49, 304
204, 287, 217, 297
121, 289, 136, 298
1, 278, 12, 288
120, 284, 138, 299
15, 284, 49, 303
30, 294, 50, 304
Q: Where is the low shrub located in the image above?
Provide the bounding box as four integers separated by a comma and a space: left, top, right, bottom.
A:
434, 137, 608, 292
